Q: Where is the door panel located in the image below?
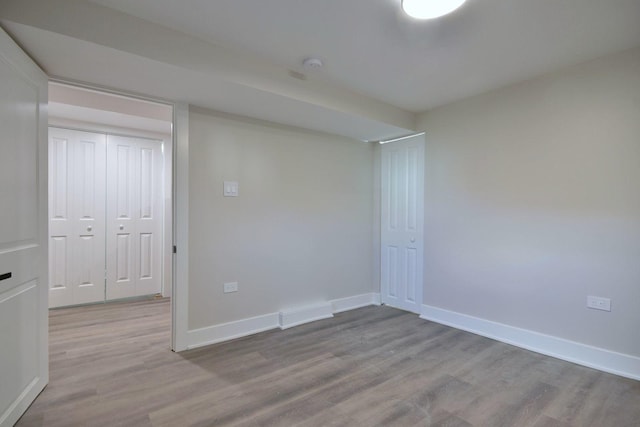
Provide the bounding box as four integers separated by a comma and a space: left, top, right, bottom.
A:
50, 236, 68, 290
140, 233, 153, 278
106, 135, 163, 300
381, 136, 425, 314
116, 233, 131, 282
135, 139, 163, 296
51, 136, 68, 220
48, 128, 106, 308
0, 26, 48, 427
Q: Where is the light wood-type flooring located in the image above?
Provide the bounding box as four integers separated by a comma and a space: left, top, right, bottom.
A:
16, 298, 640, 426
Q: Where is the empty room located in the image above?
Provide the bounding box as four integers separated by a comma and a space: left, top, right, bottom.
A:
0, 0, 639, 426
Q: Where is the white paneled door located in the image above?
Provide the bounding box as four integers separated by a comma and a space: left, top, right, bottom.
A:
381, 136, 425, 314
0, 27, 48, 427
106, 135, 163, 300
48, 130, 164, 306
49, 128, 106, 308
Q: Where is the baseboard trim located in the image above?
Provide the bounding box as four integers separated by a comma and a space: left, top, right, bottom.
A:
185, 292, 382, 350
420, 304, 640, 381
0, 376, 42, 427
332, 292, 381, 313
186, 312, 280, 350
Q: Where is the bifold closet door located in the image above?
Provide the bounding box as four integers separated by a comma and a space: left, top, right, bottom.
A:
49, 128, 107, 308
106, 135, 163, 300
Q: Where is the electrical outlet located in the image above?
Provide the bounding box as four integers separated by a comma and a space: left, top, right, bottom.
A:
223, 282, 238, 293
587, 295, 611, 312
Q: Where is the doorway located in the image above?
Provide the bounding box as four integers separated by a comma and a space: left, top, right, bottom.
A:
380, 134, 425, 314
47, 83, 174, 308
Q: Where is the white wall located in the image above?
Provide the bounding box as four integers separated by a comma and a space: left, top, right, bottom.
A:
188, 108, 375, 330
417, 47, 640, 358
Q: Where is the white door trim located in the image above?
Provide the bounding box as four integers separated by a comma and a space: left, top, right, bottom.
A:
172, 103, 189, 352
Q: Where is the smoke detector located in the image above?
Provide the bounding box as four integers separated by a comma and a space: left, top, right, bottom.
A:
302, 57, 323, 70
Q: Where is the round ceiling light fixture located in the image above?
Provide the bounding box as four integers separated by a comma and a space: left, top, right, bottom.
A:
401, 0, 467, 19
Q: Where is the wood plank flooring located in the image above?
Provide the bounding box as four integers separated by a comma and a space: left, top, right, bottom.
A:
16, 299, 640, 426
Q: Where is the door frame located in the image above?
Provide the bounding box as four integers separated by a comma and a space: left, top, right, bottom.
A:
47, 78, 189, 351
172, 103, 189, 351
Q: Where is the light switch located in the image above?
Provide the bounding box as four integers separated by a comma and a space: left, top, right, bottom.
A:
223, 181, 239, 197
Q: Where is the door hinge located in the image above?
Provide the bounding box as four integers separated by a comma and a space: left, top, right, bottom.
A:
173, 245, 177, 254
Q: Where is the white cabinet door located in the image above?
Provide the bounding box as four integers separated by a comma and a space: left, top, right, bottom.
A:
381, 136, 425, 314
106, 135, 163, 300
49, 128, 106, 308
0, 27, 48, 427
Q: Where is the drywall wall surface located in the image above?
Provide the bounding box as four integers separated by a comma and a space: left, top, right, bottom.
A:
188, 108, 375, 330
417, 47, 640, 356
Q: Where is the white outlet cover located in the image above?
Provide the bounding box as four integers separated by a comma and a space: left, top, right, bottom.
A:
587, 295, 611, 312
223, 282, 238, 293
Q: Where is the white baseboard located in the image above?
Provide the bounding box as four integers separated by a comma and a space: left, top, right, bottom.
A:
186, 312, 280, 350
332, 292, 381, 313
185, 293, 382, 350
420, 304, 640, 381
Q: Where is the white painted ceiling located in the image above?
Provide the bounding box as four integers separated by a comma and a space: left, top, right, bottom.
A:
1, 0, 640, 140
89, 0, 640, 112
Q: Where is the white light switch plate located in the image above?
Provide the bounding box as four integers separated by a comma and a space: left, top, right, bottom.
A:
223, 181, 239, 197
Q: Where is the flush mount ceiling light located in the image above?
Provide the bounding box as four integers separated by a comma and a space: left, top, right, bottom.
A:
401, 0, 467, 19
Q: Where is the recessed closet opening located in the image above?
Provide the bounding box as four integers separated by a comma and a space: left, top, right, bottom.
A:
47, 82, 174, 315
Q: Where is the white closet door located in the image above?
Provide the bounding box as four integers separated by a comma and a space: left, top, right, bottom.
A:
49, 128, 107, 308
380, 136, 425, 314
106, 135, 163, 300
